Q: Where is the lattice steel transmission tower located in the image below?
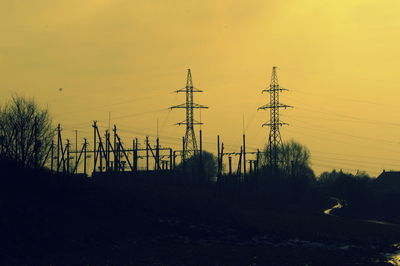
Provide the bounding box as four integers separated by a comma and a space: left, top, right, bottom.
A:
258, 66, 292, 168
170, 69, 208, 160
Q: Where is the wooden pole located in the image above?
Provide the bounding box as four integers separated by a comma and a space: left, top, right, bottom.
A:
135, 138, 138, 171
66, 139, 70, 174
243, 134, 246, 178
169, 148, 173, 171
217, 135, 220, 176
93, 121, 97, 174
156, 137, 160, 170
199, 129, 203, 173
228, 156, 232, 175
146, 136, 149, 171
84, 138, 87, 175
50, 140, 54, 172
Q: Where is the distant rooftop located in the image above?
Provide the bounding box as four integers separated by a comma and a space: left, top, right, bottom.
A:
376, 170, 400, 190
378, 170, 400, 179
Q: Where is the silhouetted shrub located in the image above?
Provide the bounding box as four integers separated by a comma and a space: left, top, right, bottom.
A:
175, 150, 218, 181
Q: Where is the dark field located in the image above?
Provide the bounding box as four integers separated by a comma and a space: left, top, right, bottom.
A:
0, 161, 399, 265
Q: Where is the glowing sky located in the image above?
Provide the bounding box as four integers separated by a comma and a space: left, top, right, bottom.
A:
2, 0, 400, 176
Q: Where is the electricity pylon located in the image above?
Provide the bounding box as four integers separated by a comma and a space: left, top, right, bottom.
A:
258, 66, 292, 168
170, 69, 208, 160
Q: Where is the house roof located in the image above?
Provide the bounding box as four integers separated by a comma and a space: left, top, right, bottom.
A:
377, 170, 400, 179
376, 170, 400, 188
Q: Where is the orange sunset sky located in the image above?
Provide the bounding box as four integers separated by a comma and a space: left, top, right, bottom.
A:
1, 0, 400, 176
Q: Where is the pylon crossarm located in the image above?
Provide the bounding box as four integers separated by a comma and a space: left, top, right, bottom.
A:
262, 122, 289, 127
192, 119, 203, 124
175, 120, 188, 125
192, 87, 203, 92
170, 104, 187, 109
170, 103, 208, 109
175, 87, 203, 93
262, 87, 288, 93
192, 103, 208, 108
258, 103, 293, 110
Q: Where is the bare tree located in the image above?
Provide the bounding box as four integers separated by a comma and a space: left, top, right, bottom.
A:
176, 151, 218, 179
260, 140, 314, 179
0, 95, 54, 168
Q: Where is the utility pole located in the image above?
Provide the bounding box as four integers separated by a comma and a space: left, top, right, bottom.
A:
75, 130, 78, 173
217, 135, 221, 176
243, 133, 246, 177
156, 137, 160, 170
83, 138, 87, 175
182, 136, 185, 171
220, 143, 224, 175
170, 69, 208, 160
199, 129, 203, 170
50, 140, 54, 172
146, 136, 149, 171
133, 139, 136, 171
135, 138, 138, 171
256, 149, 260, 173
228, 156, 232, 175
237, 146, 242, 176
173, 151, 177, 169
107, 130, 112, 172
66, 139, 70, 174
56, 124, 63, 172
242, 115, 246, 177
169, 148, 173, 171
258, 66, 292, 169
156, 119, 159, 170
33, 117, 38, 168
93, 121, 97, 175
113, 125, 118, 171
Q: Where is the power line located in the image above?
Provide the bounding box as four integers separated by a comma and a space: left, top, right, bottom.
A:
312, 156, 400, 168
288, 117, 398, 145
312, 159, 385, 176
112, 108, 168, 120
311, 150, 400, 164
283, 113, 400, 128
291, 89, 400, 108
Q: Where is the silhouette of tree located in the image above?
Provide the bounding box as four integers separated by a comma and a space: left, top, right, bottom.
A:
260, 140, 314, 180
176, 150, 218, 179
0, 95, 54, 167
318, 170, 372, 201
